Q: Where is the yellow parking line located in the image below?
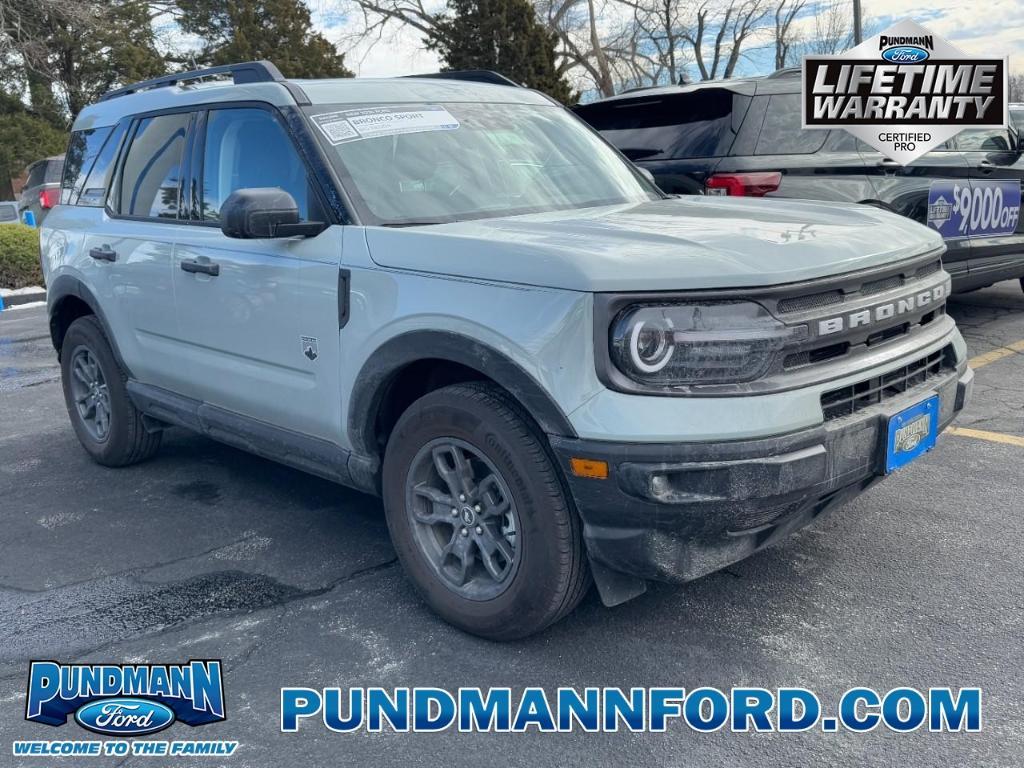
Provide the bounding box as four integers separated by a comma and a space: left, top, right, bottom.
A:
947, 427, 1024, 448
969, 339, 1024, 369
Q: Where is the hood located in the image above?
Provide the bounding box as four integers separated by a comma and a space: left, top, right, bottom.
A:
364, 197, 944, 292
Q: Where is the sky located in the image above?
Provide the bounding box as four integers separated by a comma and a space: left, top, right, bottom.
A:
307, 0, 1024, 82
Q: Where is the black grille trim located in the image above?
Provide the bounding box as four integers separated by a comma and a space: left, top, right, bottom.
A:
775, 259, 942, 316
820, 346, 953, 421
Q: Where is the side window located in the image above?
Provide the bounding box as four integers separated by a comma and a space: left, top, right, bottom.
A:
78, 122, 128, 207
118, 113, 190, 219
755, 94, 827, 155
956, 129, 1013, 152
201, 108, 311, 221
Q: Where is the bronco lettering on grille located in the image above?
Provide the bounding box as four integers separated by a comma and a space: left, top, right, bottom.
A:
817, 281, 948, 336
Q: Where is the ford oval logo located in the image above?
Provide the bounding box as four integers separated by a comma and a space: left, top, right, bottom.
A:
881, 46, 930, 63
75, 698, 175, 736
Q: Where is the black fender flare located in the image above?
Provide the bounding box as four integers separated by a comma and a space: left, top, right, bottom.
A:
46, 274, 130, 373
347, 330, 578, 459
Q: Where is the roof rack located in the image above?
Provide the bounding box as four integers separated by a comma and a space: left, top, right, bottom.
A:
403, 70, 522, 88
765, 67, 801, 79
99, 60, 286, 102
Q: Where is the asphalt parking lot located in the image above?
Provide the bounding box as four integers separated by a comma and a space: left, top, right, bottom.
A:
2, 285, 1023, 767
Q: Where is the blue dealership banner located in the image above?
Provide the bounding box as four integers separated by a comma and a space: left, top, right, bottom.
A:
927, 180, 1021, 239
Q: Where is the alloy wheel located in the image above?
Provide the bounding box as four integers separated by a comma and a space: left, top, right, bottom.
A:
69, 347, 112, 442
405, 438, 520, 600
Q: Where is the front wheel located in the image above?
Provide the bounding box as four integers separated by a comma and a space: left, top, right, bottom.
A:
382, 382, 590, 640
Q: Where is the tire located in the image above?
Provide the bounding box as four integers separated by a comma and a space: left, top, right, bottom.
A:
382, 382, 590, 640
60, 315, 161, 467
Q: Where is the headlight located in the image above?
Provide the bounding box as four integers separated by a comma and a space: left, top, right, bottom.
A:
610, 302, 805, 386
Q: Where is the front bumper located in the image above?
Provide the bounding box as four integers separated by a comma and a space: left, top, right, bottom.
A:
550, 362, 973, 588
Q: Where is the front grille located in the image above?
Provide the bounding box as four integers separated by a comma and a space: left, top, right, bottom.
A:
777, 290, 843, 314
861, 274, 904, 295
775, 259, 943, 316
820, 346, 952, 421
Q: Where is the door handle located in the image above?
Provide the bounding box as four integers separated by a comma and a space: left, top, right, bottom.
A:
88, 245, 117, 262
180, 258, 220, 277
978, 160, 995, 174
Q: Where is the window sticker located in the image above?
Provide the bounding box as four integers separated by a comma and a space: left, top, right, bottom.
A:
311, 106, 460, 145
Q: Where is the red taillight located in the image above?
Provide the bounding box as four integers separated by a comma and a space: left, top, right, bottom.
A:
705, 172, 782, 197
39, 188, 59, 209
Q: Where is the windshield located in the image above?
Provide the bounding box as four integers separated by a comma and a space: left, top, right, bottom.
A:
304, 102, 658, 226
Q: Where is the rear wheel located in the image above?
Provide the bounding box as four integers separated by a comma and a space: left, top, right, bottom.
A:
382, 382, 589, 640
60, 316, 161, 466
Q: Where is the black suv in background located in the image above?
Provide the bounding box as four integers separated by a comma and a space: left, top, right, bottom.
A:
18, 155, 64, 226
577, 72, 1024, 293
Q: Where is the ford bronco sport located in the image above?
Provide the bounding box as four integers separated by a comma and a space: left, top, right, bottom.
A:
43, 61, 973, 639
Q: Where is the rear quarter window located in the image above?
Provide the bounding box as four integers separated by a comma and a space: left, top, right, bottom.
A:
578, 89, 741, 160
1012, 109, 1024, 134
754, 94, 827, 155
63, 129, 112, 204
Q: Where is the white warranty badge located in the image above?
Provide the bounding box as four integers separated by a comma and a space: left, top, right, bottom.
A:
801, 18, 1008, 164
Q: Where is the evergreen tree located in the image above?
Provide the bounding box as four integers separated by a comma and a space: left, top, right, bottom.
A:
0, 92, 67, 199
13, 0, 167, 123
177, 0, 353, 79
426, 0, 575, 104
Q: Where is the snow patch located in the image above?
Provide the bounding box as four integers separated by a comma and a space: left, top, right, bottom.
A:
0, 286, 45, 296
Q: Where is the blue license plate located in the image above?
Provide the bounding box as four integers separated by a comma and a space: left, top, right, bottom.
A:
885, 395, 939, 473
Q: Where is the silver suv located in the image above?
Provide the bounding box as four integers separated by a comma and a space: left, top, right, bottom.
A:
42, 62, 973, 639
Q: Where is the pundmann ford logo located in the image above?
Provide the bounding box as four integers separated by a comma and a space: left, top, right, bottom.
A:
817, 280, 949, 336
25, 661, 225, 736
880, 35, 932, 63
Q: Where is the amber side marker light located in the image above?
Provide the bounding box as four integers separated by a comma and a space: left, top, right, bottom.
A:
570, 458, 609, 480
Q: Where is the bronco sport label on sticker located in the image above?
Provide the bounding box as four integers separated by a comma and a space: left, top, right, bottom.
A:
311, 106, 460, 145
801, 18, 1008, 164
927, 180, 1022, 239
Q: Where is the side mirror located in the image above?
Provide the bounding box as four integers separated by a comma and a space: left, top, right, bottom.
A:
220, 188, 326, 239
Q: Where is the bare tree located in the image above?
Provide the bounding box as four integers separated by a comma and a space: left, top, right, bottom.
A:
683, 0, 769, 81
610, 0, 692, 88
773, 0, 804, 70
1010, 73, 1024, 103
804, 0, 853, 55
535, 0, 620, 97
0, 0, 95, 70
333, 0, 444, 57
